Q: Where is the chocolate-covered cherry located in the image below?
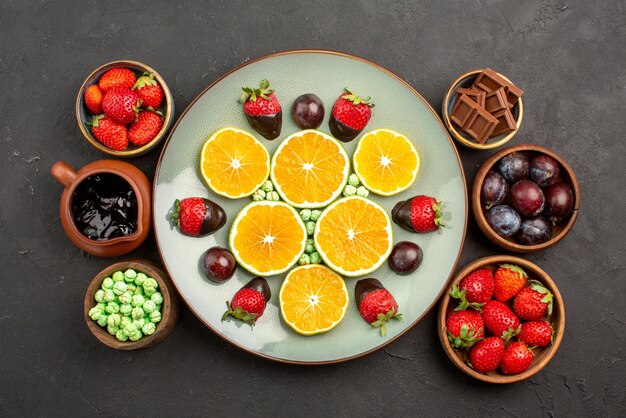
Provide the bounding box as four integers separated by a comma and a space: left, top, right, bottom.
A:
544, 182, 574, 221
515, 216, 552, 245
510, 180, 545, 217
530, 155, 560, 187
291, 94, 325, 129
201, 246, 236, 283
481, 171, 509, 209
487, 205, 521, 237
388, 241, 423, 275
498, 152, 529, 183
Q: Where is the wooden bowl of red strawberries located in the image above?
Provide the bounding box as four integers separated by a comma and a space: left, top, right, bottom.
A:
437, 255, 565, 384
76, 60, 175, 157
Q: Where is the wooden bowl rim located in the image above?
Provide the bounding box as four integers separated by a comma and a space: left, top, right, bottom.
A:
75, 59, 175, 158
471, 144, 581, 253
83, 259, 177, 350
437, 255, 565, 384
442, 69, 523, 150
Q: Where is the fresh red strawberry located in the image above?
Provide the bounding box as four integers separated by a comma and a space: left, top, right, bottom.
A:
128, 110, 163, 146
240, 79, 282, 140
445, 308, 484, 348
171, 197, 226, 237
451, 268, 495, 310
513, 281, 553, 320
88, 115, 128, 151
101, 87, 140, 124
329, 88, 373, 142
518, 321, 553, 347
98, 67, 136, 92
133, 72, 164, 108
481, 300, 520, 340
493, 264, 528, 302
84, 85, 104, 114
468, 336, 505, 373
392, 195, 445, 233
222, 278, 271, 325
500, 342, 534, 375
355, 278, 402, 336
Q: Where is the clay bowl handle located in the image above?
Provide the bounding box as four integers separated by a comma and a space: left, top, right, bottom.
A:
51, 161, 78, 188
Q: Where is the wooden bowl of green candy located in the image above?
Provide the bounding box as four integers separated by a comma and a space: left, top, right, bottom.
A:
84, 259, 180, 350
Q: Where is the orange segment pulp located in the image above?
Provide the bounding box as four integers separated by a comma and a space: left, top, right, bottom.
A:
200, 127, 270, 198
271, 130, 349, 208
279, 265, 349, 336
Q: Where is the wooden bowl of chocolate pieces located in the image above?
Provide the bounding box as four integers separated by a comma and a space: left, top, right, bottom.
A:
442, 69, 523, 150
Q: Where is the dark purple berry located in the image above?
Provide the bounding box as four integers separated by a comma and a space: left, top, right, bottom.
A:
291, 94, 325, 129
388, 241, 423, 275
487, 205, 521, 237
516, 216, 552, 245
510, 180, 545, 217
544, 182, 574, 221
201, 246, 236, 283
530, 155, 560, 187
498, 152, 530, 183
481, 171, 509, 209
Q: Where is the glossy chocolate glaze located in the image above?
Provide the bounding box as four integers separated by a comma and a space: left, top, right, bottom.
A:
329, 116, 361, 142
355, 278, 384, 307
243, 277, 271, 301
391, 198, 415, 232
198, 199, 227, 236
246, 111, 282, 140
71, 173, 137, 241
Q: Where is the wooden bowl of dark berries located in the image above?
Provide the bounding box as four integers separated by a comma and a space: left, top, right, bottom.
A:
437, 255, 565, 384
84, 259, 180, 350
472, 144, 580, 253
76, 60, 175, 157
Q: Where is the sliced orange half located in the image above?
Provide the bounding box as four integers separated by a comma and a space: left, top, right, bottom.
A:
353, 129, 420, 196
271, 130, 349, 208
314, 196, 393, 277
279, 264, 349, 336
229, 201, 307, 276
200, 127, 270, 198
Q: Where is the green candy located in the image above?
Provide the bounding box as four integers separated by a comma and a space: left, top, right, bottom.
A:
260, 180, 274, 192
120, 316, 132, 328
304, 242, 315, 254
310, 210, 322, 222
123, 269, 137, 283
134, 286, 145, 296
120, 304, 133, 316
118, 292, 132, 305
129, 330, 143, 342
88, 306, 103, 320
94, 289, 105, 303
97, 314, 109, 327
343, 184, 357, 197
133, 318, 146, 329
355, 186, 369, 198
299, 209, 312, 221
112, 271, 124, 282
298, 253, 310, 266
102, 289, 116, 302
112, 281, 128, 296
107, 324, 119, 336
310, 252, 322, 264
107, 313, 121, 327
149, 311, 162, 323
144, 286, 156, 297
115, 330, 128, 342
101, 277, 114, 289
105, 301, 120, 314
131, 294, 145, 307
266, 191, 280, 201
305, 221, 316, 236
252, 189, 266, 201
348, 173, 360, 187
142, 300, 157, 314
123, 323, 137, 336
144, 278, 158, 290
150, 292, 163, 305
142, 322, 156, 336
134, 272, 147, 286
95, 302, 106, 311
126, 283, 137, 293
131, 307, 144, 320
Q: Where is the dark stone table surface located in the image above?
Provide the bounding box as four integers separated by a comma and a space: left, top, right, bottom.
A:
1, 1, 624, 416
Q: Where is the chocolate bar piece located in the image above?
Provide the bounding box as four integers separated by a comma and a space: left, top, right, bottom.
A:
484, 88, 508, 114
455, 88, 486, 108
464, 106, 498, 143
450, 94, 478, 129
490, 108, 516, 137
473, 68, 524, 107
504, 84, 523, 108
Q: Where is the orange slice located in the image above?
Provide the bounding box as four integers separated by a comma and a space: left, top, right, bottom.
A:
279, 265, 349, 336
314, 196, 393, 277
271, 130, 349, 208
200, 127, 270, 198
353, 129, 419, 196
229, 201, 307, 276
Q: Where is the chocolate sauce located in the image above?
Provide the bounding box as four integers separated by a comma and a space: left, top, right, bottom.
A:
391, 199, 415, 232
329, 116, 362, 142
355, 278, 384, 307
243, 277, 271, 301
245, 111, 282, 140
71, 173, 137, 241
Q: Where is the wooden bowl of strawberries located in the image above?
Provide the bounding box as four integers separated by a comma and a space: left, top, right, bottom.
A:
76, 60, 175, 157
437, 255, 565, 384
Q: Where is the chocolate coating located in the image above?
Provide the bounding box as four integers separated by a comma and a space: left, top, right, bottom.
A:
329, 115, 361, 142
245, 111, 282, 140
388, 241, 423, 275
243, 277, 271, 301
199, 198, 227, 236
391, 198, 415, 232
355, 278, 384, 307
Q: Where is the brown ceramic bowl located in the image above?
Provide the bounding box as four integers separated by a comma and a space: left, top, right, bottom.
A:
437, 255, 565, 384
84, 260, 180, 350
472, 144, 580, 252
76, 60, 175, 157
442, 69, 523, 150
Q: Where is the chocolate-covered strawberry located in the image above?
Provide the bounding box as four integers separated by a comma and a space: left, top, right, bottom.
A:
329, 88, 373, 142
222, 278, 271, 326
392, 195, 444, 233
171, 197, 226, 237
240, 79, 282, 140
355, 278, 402, 336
